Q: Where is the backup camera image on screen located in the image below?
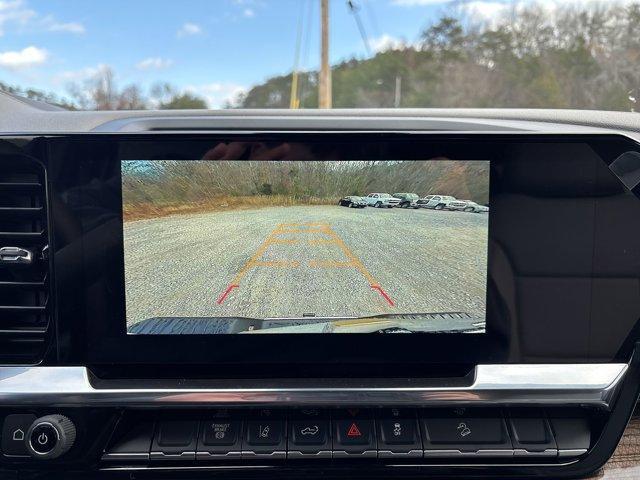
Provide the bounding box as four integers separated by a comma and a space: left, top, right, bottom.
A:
122, 160, 489, 334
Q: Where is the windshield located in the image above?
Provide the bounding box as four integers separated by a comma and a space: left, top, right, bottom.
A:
0, 0, 638, 112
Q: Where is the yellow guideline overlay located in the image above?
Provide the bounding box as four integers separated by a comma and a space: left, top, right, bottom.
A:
216, 222, 394, 306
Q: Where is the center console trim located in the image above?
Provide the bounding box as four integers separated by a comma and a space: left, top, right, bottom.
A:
0, 364, 626, 408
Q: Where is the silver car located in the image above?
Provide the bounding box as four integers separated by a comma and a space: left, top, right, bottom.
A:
416, 195, 457, 210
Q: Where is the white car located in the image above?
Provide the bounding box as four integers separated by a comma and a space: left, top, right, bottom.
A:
416, 195, 457, 210
363, 193, 401, 208
453, 200, 489, 213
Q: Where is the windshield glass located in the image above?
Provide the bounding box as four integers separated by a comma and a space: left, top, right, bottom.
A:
0, 0, 638, 111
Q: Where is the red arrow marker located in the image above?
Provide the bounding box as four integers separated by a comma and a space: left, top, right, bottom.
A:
216, 284, 239, 305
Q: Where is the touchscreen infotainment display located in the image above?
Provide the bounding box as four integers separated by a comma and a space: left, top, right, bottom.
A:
122, 160, 490, 335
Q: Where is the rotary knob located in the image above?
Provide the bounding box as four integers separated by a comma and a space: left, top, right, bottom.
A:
26, 415, 76, 460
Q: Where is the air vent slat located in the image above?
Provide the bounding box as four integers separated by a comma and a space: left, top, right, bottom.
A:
0, 206, 43, 217
0, 280, 45, 288
0, 182, 42, 193
0, 305, 47, 313
0, 231, 44, 244
0, 157, 50, 364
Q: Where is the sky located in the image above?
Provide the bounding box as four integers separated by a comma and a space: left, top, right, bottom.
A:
0, 0, 630, 107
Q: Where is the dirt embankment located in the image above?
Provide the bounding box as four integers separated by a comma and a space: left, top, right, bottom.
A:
123, 195, 338, 222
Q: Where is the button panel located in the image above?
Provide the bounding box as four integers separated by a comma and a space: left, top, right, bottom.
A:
2, 414, 36, 457
333, 409, 376, 458
288, 409, 331, 459
150, 420, 198, 460
243, 409, 287, 459
377, 409, 422, 458
100, 408, 591, 463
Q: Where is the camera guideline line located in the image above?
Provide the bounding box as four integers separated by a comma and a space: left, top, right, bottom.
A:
216, 222, 394, 307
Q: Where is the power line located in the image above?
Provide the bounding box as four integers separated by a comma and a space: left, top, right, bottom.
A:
347, 0, 371, 56
290, 0, 306, 109
299, 0, 315, 108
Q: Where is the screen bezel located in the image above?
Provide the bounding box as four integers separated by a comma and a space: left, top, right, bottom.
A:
43, 132, 640, 370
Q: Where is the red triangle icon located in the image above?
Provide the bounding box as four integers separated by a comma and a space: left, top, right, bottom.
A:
347, 422, 362, 437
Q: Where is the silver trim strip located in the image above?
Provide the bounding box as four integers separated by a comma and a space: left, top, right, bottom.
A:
424, 449, 514, 458
102, 452, 150, 461
150, 451, 196, 461
513, 448, 558, 457
0, 364, 626, 408
287, 450, 332, 459
378, 449, 423, 458
558, 448, 588, 458
333, 450, 377, 458
241, 451, 286, 459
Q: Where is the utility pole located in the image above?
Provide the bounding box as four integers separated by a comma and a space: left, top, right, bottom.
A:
319, 0, 332, 108
394, 75, 402, 108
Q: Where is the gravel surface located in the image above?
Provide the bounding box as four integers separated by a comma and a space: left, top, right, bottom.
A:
124, 205, 488, 329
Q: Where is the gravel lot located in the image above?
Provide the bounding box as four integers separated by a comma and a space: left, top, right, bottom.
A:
124, 205, 488, 329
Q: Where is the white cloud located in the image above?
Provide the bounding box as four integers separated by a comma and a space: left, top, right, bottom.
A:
184, 82, 246, 108
0, 2, 85, 36
0, 45, 47, 69
46, 20, 85, 34
0, 0, 36, 36
177, 22, 202, 37
243, 8, 255, 17
370, 34, 406, 52
136, 57, 173, 70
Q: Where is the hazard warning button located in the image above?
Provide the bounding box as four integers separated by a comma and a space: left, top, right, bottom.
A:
333, 409, 376, 457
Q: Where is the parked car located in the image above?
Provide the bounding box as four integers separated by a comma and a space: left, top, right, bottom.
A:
338, 196, 367, 208
363, 193, 401, 208
393, 193, 420, 208
416, 195, 457, 210
455, 200, 489, 213
446, 199, 471, 211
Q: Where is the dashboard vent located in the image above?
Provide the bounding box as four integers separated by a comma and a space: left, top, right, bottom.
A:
0, 156, 50, 364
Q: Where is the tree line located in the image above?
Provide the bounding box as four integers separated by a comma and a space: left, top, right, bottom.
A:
240, 2, 640, 111
0, 71, 208, 110
122, 159, 489, 212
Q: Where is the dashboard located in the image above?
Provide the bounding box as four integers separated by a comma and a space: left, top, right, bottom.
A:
1, 92, 640, 479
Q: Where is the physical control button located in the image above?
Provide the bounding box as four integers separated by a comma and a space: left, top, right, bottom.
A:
421, 410, 512, 457
288, 409, 331, 459
197, 411, 243, 460
242, 410, 286, 459
150, 420, 198, 460
203, 420, 240, 446
377, 409, 422, 458
103, 421, 154, 461
333, 409, 376, 458
30, 424, 57, 454
549, 417, 590, 457
26, 415, 76, 460
246, 420, 283, 446
508, 416, 557, 457
2, 414, 36, 457
291, 421, 328, 445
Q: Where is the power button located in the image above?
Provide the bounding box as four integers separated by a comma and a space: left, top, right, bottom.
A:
25, 415, 76, 460
29, 423, 58, 454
